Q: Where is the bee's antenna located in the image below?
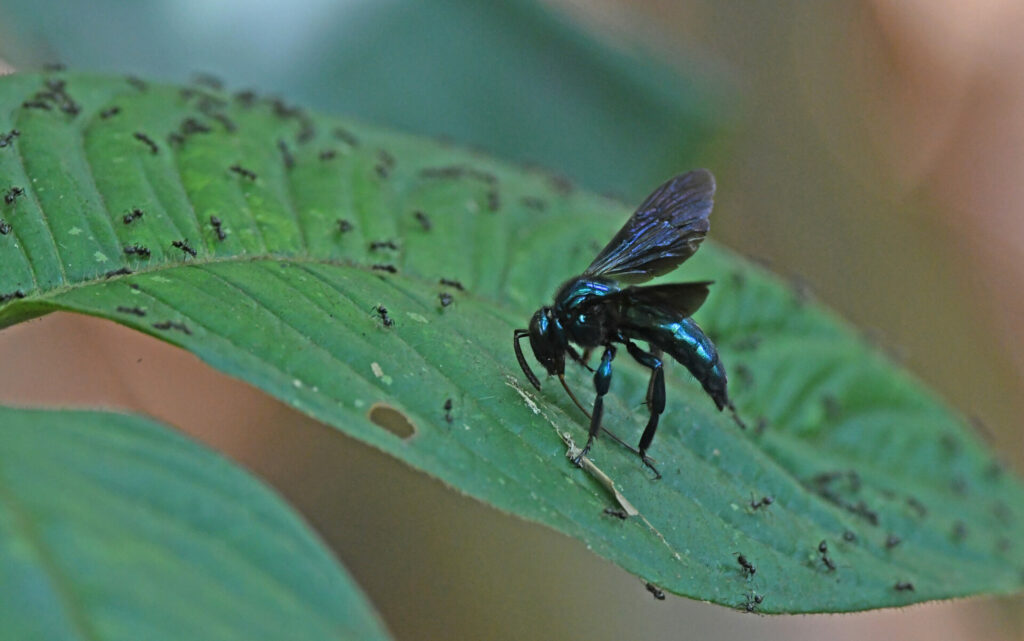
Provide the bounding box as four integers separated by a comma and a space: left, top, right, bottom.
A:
558, 374, 590, 418
514, 329, 542, 390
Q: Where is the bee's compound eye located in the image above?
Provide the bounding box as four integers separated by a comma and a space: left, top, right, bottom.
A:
530, 309, 549, 335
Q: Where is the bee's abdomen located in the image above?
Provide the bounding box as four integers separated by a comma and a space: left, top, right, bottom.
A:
629, 317, 729, 411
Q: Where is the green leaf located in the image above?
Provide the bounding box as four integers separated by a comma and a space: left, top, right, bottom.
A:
0, 72, 1021, 613
0, 406, 392, 641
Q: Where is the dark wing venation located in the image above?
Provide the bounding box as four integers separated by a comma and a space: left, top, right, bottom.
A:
584, 169, 715, 283
612, 281, 713, 325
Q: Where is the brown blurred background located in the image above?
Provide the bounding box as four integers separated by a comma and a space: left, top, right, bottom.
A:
1, 1, 1023, 639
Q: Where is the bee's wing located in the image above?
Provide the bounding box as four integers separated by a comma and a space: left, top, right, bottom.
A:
611, 281, 713, 322
584, 170, 714, 283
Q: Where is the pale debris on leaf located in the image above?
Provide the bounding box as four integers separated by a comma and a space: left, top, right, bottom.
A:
505, 375, 637, 517
560, 431, 639, 518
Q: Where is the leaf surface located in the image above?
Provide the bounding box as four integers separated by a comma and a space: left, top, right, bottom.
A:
0, 407, 392, 641
0, 72, 1021, 612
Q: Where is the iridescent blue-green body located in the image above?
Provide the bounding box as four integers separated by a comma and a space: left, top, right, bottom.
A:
512, 169, 742, 479
623, 310, 729, 412
553, 275, 730, 407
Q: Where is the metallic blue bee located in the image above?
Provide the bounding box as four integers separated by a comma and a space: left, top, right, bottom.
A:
514, 169, 742, 478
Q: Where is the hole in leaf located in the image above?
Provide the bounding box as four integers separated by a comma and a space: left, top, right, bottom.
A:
367, 402, 416, 440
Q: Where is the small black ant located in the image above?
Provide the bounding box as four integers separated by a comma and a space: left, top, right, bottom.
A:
270, 98, 299, 119
374, 150, 395, 178
332, 126, 359, 147
53, 90, 80, 114
100, 106, 121, 119
0, 219, 10, 235
197, 95, 227, 114
123, 208, 144, 224
369, 240, 398, 251
116, 306, 146, 317
603, 507, 628, 520
124, 244, 151, 258
337, 219, 353, 233
0, 129, 20, 147
742, 591, 765, 613
736, 554, 756, 578
818, 540, 836, 571
644, 582, 665, 601
181, 118, 212, 135
372, 264, 397, 274
851, 501, 879, 526
439, 292, 454, 308
894, 581, 914, 592
318, 149, 337, 161
4, 187, 25, 205
444, 398, 453, 423
296, 118, 315, 144
0, 289, 26, 303
234, 89, 258, 106
413, 210, 431, 231
906, 496, 927, 518
375, 305, 394, 327
104, 267, 133, 279
126, 76, 147, 91
229, 164, 257, 181
211, 113, 236, 133
133, 132, 159, 154
210, 216, 226, 241
439, 278, 465, 291
419, 165, 496, 185
750, 495, 773, 510
153, 320, 192, 335
172, 239, 197, 257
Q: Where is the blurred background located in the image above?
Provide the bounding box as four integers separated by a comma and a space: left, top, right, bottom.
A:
0, 1, 1022, 639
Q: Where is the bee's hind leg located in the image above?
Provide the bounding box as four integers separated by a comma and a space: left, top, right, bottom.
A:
558, 371, 645, 457
625, 340, 665, 480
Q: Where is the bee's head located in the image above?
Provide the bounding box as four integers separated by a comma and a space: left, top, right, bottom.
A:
529, 307, 565, 376
514, 307, 565, 390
